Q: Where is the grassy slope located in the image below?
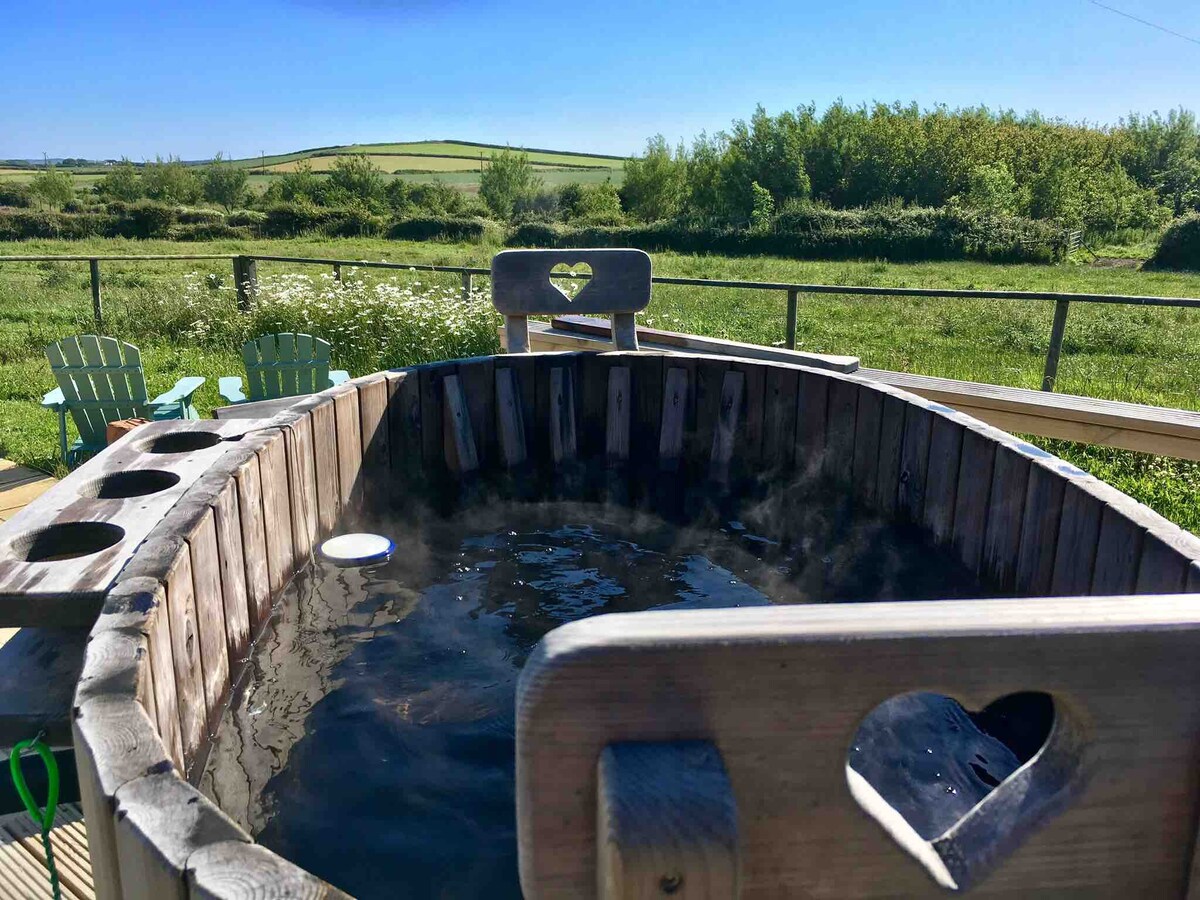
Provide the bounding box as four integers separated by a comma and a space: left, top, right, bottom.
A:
2, 235, 1199, 530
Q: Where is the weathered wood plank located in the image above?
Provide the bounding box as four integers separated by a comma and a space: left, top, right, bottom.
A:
762, 364, 798, 473
184, 510, 229, 738
824, 378, 858, 485
1091, 505, 1145, 596
852, 386, 884, 507
1051, 483, 1103, 596
356, 374, 390, 497
158, 541, 206, 767
389, 369, 423, 496
255, 433, 293, 594
982, 447, 1031, 591
729, 360, 765, 469
230, 454, 270, 632
952, 428, 997, 574
114, 772, 248, 900
309, 400, 340, 537
658, 367, 690, 472
923, 414, 963, 545
597, 742, 739, 900
283, 416, 318, 562
710, 370, 744, 487
794, 370, 830, 481
187, 840, 353, 900
690, 358, 728, 483
1135, 532, 1192, 594
495, 367, 529, 469
875, 394, 907, 518
631, 354, 665, 481
419, 363, 449, 473
549, 366, 578, 466
442, 374, 480, 475
73, 697, 174, 900
1015, 461, 1066, 596
457, 357, 496, 473
211, 481, 250, 668
606, 367, 632, 466
332, 385, 363, 510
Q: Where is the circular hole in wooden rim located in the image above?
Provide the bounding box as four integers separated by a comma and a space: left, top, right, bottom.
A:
78, 469, 182, 499
7, 521, 125, 563
139, 431, 223, 454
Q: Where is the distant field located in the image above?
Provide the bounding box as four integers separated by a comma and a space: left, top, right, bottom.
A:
2, 139, 625, 192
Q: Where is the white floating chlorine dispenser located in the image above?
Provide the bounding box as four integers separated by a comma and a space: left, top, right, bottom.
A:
318, 533, 396, 568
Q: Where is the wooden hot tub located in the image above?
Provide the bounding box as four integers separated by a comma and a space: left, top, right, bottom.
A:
1, 250, 1199, 898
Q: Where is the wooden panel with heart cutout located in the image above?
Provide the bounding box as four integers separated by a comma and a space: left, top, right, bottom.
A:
491, 248, 652, 316
517, 596, 1200, 898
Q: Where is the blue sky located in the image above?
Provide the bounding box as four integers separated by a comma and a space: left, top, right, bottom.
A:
2, 0, 1198, 160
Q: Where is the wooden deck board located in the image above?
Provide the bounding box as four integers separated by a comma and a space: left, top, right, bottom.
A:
0, 803, 94, 899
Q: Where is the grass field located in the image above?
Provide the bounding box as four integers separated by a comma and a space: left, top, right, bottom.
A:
229, 140, 624, 171
1, 235, 1199, 531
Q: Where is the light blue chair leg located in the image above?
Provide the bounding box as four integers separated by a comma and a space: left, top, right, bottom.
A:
57, 408, 69, 464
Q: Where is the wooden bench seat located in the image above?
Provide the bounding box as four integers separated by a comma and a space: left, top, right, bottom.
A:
523, 316, 1200, 461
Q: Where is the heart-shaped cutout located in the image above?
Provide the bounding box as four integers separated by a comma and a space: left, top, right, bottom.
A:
550, 262, 592, 303
847, 691, 1081, 891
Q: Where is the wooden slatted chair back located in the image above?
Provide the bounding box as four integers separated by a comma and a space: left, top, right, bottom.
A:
241, 333, 333, 401
45, 335, 153, 447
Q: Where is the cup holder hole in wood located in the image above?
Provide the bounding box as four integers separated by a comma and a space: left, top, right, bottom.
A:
78, 469, 182, 499
139, 431, 223, 454
7, 521, 126, 563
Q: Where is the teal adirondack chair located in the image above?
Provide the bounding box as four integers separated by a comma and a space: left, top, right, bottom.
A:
42, 335, 205, 466
219, 333, 350, 405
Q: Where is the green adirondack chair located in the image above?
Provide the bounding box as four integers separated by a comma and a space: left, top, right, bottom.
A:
219, 333, 350, 405
42, 335, 205, 466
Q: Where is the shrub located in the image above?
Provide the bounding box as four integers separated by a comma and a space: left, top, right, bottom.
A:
322, 205, 385, 237
387, 216, 498, 243
227, 209, 267, 230
480, 149, 542, 220
96, 160, 144, 202
261, 202, 334, 236
1146, 214, 1200, 270
29, 167, 75, 209
171, 222, 250, 241
111, 200, 178, 239
201, 154, 249, 212
142, 157, 202, 204
0, 183, 32, 208
176, 207, 225, 225
326, 155, 385, 207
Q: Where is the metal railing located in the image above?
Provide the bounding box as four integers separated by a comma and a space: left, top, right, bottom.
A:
2, 251, 1198, 393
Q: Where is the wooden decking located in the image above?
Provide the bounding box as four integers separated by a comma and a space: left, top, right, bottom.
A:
0, 803, 93, 899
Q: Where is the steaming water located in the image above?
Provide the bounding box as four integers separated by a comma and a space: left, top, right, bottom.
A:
201, 501, 1018, 898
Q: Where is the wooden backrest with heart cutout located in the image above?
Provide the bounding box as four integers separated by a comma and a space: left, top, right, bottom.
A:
492, 249, 652, 352
517, 596, 1200, 898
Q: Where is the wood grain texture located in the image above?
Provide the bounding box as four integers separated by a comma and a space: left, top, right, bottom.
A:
824, 378, 858, 484
492, 249, 652, 316
549, 366, 579, 467
114, 772, 248, 900
184, 510, 230, 738
496, 367, 529, 469
356, 374, 390, 498
875, 394, 907, 518
73, 697, 174, 900
606, 367, 632, 466
517, 596, 1200, 898
923, 414, 963, 545
630, 354, 665, 482
187, 840, 352, 900
658, 367, 690, 472
762, 364, 798, 473
442, 374, 480, 475
951, 428, 997, 574
728, 361, 765, 469
332, 385, 363, 510
709, 371, 744, 487
309, 400, 340, 537
211, 481, 250, 667
282, 415, 318, 563
852, 386, 883, 507
458, 357, 497, 472
231, 454, 270, 632
1015, 461, 1065, 596
255, 433, 293, 594
419, 363, 448, 473
794, 370, 830, 481
389, 369, 423, 495
691, 359, 729, 484
982, 447, 1031, 591
1091, 505, 1146, 596
597, 742, 739, 900
1051, 483, 1102, 596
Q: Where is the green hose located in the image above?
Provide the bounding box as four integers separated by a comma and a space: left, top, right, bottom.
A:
9, 734, 62, 900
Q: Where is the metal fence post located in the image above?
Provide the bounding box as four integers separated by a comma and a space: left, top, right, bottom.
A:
785, 289, 798, 350
333, 263, 342, 282
89, 258, 103, 332
1041, 299, 1071, 392
461, 270, 472, 301
234, 256, 258, 311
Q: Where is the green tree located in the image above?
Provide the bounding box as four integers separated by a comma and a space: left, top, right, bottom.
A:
749, 181, 775, 231
327, 154, 385, 206
29, 166, 75, 208
962, 162, 1018, 215
480, 149, 542, 220
622, 136, 686, 221
201, 153, 249, 212
558, 181, 623, 224
721, 106, 811, 217
142, 156, 202, 204
275, 161, 320, 203
97, 159, 143, 202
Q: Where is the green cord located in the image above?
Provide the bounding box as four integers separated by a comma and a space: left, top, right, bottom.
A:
9, 735, 62, 900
